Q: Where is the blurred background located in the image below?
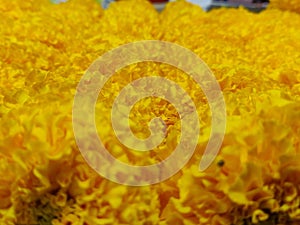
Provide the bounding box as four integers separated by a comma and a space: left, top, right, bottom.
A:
96, 0, 270, 11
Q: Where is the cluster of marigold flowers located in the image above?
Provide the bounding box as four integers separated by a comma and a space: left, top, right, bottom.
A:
0, 0, 300, 224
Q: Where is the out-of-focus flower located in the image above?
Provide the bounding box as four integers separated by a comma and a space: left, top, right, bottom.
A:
269, 0, 300, 13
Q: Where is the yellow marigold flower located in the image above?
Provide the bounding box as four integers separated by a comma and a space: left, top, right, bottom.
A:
1, 0, 300, 224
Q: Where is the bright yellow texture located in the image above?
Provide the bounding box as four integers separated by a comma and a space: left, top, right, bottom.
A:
0, 0, 300, 224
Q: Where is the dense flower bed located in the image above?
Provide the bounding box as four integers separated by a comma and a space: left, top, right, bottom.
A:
0, 0, 300, 224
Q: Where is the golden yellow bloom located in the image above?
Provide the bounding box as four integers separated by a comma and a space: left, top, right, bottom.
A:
0, 0, 300, 224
